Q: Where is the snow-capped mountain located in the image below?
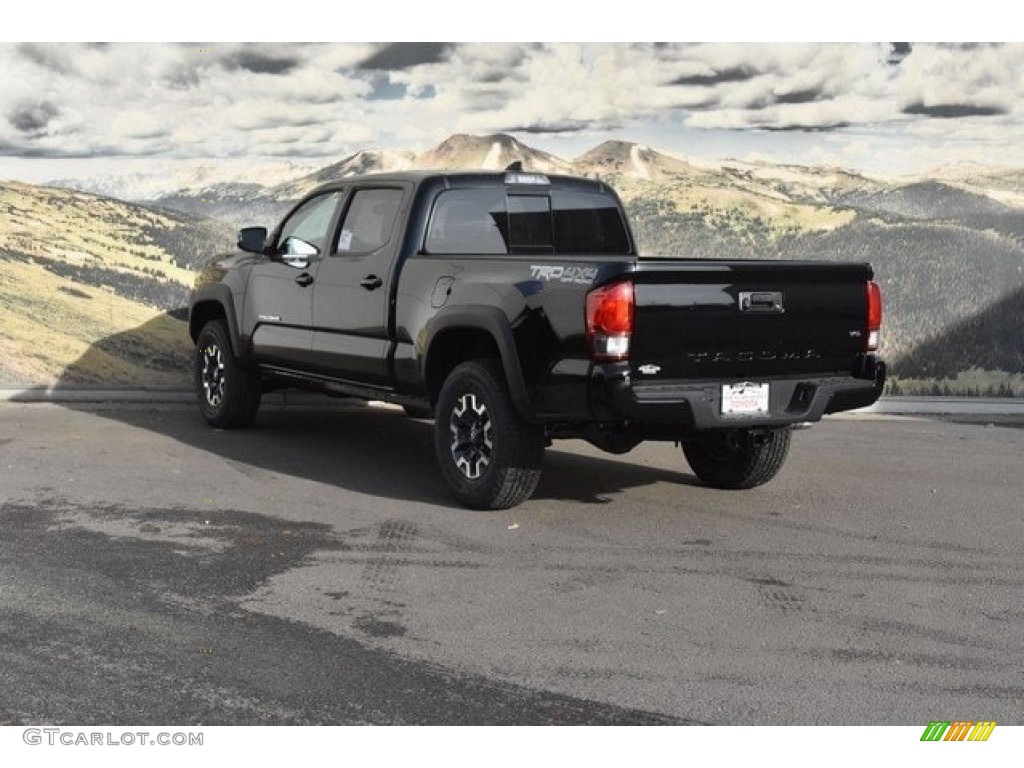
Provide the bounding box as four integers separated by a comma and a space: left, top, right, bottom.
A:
574, 140, 702, 181
416, 133, 573, 174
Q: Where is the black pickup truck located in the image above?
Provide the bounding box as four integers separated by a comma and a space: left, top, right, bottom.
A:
189, 170, 885, 509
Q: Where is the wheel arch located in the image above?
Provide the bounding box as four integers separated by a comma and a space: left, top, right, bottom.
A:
189, 285, 242, 357
422, 307, 533, 419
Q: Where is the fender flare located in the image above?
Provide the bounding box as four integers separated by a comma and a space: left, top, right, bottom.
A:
189, 284, 245, 358
423, 306, 534, 419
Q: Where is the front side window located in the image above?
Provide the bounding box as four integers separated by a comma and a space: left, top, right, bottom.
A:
277, 191, 343, 256
334, 188, 404, 254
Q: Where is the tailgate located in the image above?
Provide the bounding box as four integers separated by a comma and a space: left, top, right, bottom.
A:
629, 260, 872, 380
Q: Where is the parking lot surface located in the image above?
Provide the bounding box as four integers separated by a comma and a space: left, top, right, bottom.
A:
1, 403, 1021, 724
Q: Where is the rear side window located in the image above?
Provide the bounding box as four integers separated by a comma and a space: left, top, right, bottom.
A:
425, 189, 508, 254
335, 188, 404, 254
424, 187, 631, 256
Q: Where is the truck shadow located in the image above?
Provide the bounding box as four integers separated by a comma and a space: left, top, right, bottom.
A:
75, 404, 693, 507
40, 313, 696, 509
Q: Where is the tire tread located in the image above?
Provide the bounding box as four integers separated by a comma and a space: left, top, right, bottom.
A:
683, 429, 790, 490
194, 319, 261, 429
435, 359, 543, 509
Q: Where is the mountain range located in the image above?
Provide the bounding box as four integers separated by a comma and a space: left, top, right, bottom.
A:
15, 132, 1024, 394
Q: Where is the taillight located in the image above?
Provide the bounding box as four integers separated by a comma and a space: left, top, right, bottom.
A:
866, 280, 882, 351
586, 280, 633, 361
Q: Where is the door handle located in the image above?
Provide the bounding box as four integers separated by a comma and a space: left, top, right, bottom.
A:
739, 291, 784, 313
295, 273, 314, 287
360, 275, 383, 290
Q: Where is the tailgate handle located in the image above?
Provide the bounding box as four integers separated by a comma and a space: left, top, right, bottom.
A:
739, 291, 784, 314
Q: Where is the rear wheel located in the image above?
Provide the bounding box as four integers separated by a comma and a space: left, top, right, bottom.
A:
435, 359, 544, 509
682, 428, 790, 490
194, 319, 261, 428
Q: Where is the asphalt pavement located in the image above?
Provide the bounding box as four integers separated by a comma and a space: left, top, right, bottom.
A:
0, 402, 1021, 724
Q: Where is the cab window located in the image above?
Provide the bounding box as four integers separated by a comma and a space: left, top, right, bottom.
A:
424, 187, 631, 256
277, 191, 343, 256
334, 188, 405, 254
551, 190, 631, 254
508, 195, 553, 254
424, 189, 508, 255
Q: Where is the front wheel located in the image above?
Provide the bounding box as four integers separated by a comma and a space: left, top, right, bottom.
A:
434, 359, 544, 510
194, 319, 261, 428
682, 428, 791, 490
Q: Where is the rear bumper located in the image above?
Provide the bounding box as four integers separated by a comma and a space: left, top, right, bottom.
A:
590, 357, 886, 432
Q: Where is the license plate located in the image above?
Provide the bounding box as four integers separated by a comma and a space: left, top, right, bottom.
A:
721, 382, 769, 416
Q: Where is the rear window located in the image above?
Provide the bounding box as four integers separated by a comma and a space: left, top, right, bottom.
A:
508, 195, 553, 253
424, 187, 630, 256
552, 190, 631, 254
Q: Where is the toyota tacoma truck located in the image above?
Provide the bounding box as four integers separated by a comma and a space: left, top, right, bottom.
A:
189, 170, 885, 509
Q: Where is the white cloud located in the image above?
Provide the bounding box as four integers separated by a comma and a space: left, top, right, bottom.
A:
896, 44, 1022, 115
0, 42, 1021, 174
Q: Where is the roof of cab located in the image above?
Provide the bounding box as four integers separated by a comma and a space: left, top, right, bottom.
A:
300, 170, 614, 198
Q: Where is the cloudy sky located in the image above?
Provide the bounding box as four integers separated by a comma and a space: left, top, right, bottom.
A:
1, 42, 1022, 183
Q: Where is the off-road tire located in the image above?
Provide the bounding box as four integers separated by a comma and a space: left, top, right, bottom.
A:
194, 319, 261, 428
682, 428, 791, 490
435, 359, 544, 509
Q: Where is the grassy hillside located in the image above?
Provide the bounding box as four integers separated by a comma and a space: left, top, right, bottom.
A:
0, 255, 189, 386
0, 182, 233, 387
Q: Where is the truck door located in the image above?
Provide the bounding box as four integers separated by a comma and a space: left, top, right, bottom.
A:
245, 189, 345, 369
310, 185, 408, 386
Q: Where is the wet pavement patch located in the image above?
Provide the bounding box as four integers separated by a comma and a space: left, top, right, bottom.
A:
0, 499, 682, 725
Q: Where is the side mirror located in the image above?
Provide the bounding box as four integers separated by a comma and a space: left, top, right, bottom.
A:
277, 237, 319, 269
238, 226, 268, 254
